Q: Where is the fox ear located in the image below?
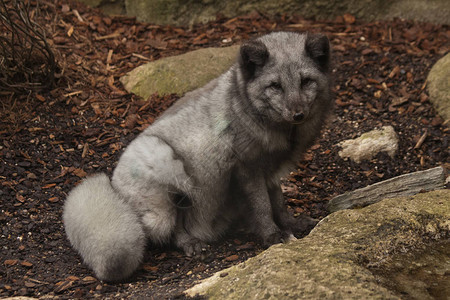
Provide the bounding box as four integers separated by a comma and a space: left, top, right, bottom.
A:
305, 33, 330, 72
239, 40, 269, 80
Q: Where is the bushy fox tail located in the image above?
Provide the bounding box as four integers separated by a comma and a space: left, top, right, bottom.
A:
63, 173, 145, 281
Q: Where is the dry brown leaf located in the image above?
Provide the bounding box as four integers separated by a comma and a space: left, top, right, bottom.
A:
343, 13, 356, 24
21, 261, 33, 267
48, 197, 59, 203
4, 259, 18, 266
67, 25, 74, 37
225, 254, 239, 262
143, 264, 159, 272
42, 183, 56, 189
72, 168, 87, 178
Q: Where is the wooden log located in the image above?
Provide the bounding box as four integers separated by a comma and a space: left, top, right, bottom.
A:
327, 166, 447, 212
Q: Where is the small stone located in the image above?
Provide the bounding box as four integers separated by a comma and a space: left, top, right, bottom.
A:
338, 126, 399, 163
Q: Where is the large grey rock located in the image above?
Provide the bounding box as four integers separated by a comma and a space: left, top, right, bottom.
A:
186, 189, 450, 299
81, 0, 450, 26
120, 46, 239, 98
427, 53, 450, 122
338, 126, 399, 163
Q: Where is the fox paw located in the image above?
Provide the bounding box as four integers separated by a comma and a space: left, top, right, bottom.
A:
179, 239, 209, 257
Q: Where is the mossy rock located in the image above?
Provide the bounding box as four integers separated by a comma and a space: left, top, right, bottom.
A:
120, 46, 239, 98
427, 53, 450, 122
186, 189, 450, 299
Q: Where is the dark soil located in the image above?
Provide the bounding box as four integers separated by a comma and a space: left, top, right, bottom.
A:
1, 1, 449, 299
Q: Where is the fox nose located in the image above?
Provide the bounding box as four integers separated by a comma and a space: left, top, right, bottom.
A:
293, 112, 305, 122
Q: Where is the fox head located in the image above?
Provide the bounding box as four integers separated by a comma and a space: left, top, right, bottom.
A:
238, 32, 332, 125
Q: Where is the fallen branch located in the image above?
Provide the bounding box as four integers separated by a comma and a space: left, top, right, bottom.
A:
414, 130, 428, 149
327, 166, 446, 212
95, 32, 120, 41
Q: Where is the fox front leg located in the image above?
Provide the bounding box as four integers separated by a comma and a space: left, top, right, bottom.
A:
267, 180, 318, 239
234, 167, 283, 246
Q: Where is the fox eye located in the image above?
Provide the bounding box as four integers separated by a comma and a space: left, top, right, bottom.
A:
268, 81, 282, 90
301, 77, 313, 88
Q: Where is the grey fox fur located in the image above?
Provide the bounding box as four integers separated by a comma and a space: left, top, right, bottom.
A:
63, 31, 333, 281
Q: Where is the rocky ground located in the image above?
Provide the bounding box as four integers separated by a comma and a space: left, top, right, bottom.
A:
0, 0, 449, 299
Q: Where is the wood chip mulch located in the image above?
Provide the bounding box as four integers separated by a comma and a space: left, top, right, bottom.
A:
0, 1, 449, 299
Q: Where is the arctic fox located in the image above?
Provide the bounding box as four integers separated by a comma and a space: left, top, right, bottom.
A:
63, 31, 333, 281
